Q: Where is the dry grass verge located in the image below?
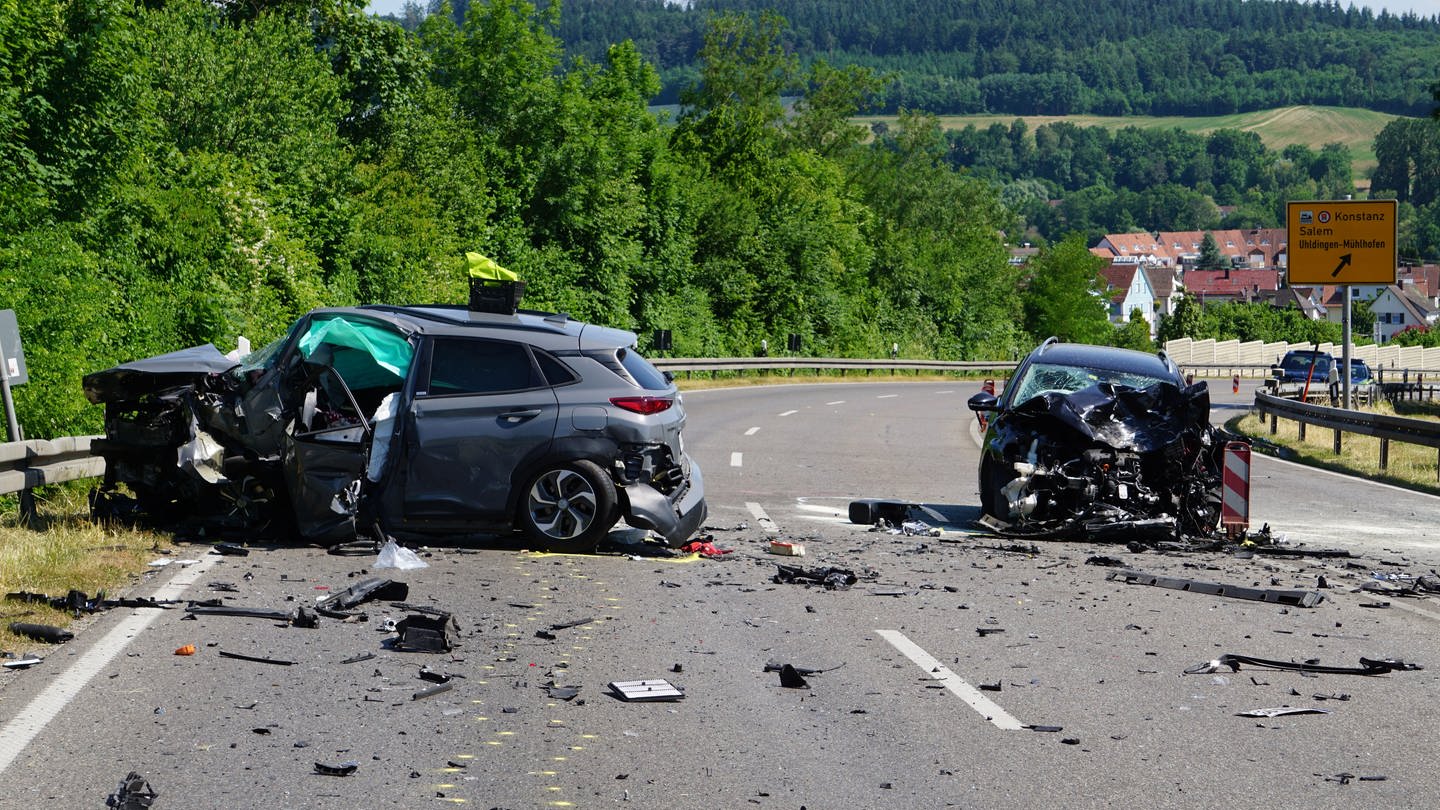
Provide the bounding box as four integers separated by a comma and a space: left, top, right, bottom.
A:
1232, 400, 1440, 497
0, 486, 171, 653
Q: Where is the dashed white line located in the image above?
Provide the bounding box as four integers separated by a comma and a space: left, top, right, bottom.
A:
877, 394, 899, 399
826, 400, 846, 406
0, 554, 223, 775
730, 452, 743, 467
744, 427, 761, 436
876, 629, 1025, 731
934, 390, 955, 394
745, 502, 780, 534
778, 410, 797, 417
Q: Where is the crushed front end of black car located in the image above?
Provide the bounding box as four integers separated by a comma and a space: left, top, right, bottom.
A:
982, 380, 1236, 542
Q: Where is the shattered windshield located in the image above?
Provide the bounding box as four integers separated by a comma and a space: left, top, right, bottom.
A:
1012, 361, 1173, 403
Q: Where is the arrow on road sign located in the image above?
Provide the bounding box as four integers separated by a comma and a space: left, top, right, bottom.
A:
1330, 253, 1352, 277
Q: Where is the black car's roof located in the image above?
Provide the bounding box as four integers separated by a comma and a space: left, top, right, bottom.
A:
1027, 341, 1181, 381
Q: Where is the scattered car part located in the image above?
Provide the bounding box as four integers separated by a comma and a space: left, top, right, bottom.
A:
212, 543, 249, 556
772, 564, 858, 590
848, 499, 912, 525
1237, 706, 1332, 718
106, 771, 158, 809
1106, 569, 1324, 607
8, 623, 73, 644
394, 613, 457, 653
3, 656, 42, 670
1185, 655, 1422, 676
544, 684, 581, 701
339, 652, 376, 664
608, 679, 684, 702
174, 645, 196, 656
778, 664, 809, 689
412, 682, 454, 700
217, 650, 295, 666
314, 761, 359, 777
184, 605, 296, 622
317, 578, 408, 611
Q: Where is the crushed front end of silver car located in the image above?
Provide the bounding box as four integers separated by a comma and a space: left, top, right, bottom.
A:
984, 380, 1236, 542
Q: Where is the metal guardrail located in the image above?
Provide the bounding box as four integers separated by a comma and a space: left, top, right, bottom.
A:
651, 357, 1019, 375
1254, 392, 1440, 479
0, 436, 106, 496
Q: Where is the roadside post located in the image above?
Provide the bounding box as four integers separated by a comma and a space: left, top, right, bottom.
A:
1221, 441, 1251, 539
0, 309, 33, 520
1287, 199, 1398, 409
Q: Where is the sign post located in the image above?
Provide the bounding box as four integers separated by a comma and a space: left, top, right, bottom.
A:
1286, 200, 1398, 409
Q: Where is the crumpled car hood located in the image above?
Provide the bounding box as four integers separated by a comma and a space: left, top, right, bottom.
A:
83, 344, 239, 405
1005, 380, 1211, 454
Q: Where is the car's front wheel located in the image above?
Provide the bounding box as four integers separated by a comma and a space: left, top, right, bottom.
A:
979, 456, 1014, 521
518, 460, 617, 552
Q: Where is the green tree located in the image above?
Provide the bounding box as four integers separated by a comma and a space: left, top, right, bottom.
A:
1021, 234, 1111, 344
1197, 232, 1227, 269
1110, 308, 1155, 351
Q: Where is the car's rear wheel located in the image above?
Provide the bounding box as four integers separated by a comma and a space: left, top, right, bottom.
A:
518, 460, 617, 553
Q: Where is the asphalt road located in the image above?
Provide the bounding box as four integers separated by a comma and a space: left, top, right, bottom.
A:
4, 379, 1440, 809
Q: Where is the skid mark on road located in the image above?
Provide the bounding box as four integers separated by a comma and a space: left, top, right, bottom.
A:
876, 629, 1025, 731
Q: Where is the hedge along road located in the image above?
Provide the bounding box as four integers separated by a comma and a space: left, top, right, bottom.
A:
2, 380, 1440, 808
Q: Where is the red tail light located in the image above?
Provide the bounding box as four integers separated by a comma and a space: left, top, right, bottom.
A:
610, 396, 673, 415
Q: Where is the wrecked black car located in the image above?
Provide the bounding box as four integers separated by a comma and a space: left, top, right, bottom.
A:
83, 305, 706, 551
968, 338, 1236, 541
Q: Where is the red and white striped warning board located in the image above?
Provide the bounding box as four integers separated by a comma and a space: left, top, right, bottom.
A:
1221, 441, 1250, 534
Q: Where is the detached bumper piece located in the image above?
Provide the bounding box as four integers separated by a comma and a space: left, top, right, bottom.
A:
1107, 568, 1324, 608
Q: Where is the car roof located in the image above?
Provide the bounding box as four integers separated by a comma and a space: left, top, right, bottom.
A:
304, 304, 637, 352
1028, 341, 1180, 380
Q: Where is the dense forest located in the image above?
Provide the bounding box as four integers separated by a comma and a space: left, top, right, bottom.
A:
538, 0, 1440, 116
0, 0, 1429, 443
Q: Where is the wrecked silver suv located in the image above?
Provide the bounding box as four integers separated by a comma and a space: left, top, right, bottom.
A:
968, 338, 1233, 541
83, 305, 706, 551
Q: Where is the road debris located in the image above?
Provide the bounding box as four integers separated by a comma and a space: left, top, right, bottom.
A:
1237, 706, 1332, 718
393, 613, 457, 653
375, 537, 428, 570
772, 564, 858, 590
106, 771, 158, 809
412, 682, 454, 700
174, 645, 196, 656
217, 650, 296, 666
8, 623, 73, 644
1186, 655, 1422, 676
609, 679, 684, 702
317, 578, 409, 611
777, 664, 809, 689
768, 540, 805, 556
3, 656, 42, 670
1106, 569, 1324, 607
314, 761, 359, 777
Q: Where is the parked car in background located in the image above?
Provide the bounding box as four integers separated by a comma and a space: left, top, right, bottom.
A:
967, 338, 1235, 540
1270, 349, 1335, 386
84, 304, 707, 552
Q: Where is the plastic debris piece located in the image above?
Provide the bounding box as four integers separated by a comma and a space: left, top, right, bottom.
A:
1185, 654, 1422, 676
218, 650, 295, 666
3, 657, 42, 670
212, 543, 249, 557
1236, 706, 1333, 718
1108, 569, 1324, 608
339, 652, 375, 665
314, 761, 359, 777
174, 645, 196, 656
394, 613, 457, 653
318, 578, 409, 611
609, 679, 684, 702
778, 664, 809, 689
1025, 725, 1063, 733
8, 623, 73, 644
680, 539, 733, 558
412, 682, 453, 700
106, 771, 158, 809
544, 684, 582, 701
773, 564, 858, 590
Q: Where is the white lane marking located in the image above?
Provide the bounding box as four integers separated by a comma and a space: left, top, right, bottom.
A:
876, 629, 1025, 731
730, 452, 743, 467
1258, 452, 1440, 500
779, 410, 797, 417
934, 390, 955, 394
744, 427, 761, 436
876, 394, 898, 399
745, 502, 780, 534
0, 554, 223, 775
796, 502, 845, 515
826, 400, 846, 406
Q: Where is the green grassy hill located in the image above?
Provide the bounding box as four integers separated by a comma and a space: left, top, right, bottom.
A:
858, 105, 1403, 187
